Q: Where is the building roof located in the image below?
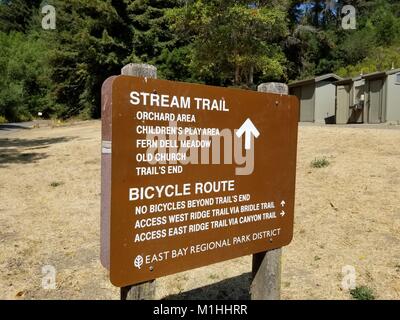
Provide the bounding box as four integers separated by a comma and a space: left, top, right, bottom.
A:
386, 68, 400, 75
335, 68, 400, 85
335, 78, 352, 85
335, 75, 363, 85
361, 68, 400, 79
289, 73, 342, 88
362, 71, 386, 80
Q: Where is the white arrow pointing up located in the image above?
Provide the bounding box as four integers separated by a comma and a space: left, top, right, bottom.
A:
236, 118, 260, 150
281, 200, 286, 207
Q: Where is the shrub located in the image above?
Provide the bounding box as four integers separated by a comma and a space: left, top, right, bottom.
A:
350, 286, 375, 300
311, 157, 330, 168
50, 181, 64, 188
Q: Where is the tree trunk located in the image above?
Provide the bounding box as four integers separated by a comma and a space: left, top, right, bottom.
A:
235, 65, 240, 85
249, 65, 254, 86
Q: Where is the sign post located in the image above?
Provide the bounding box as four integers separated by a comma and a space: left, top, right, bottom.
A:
250, 80, 289, 300
102, 63, 158, 300
120, 64, 157, 301
101, 72, 299, 298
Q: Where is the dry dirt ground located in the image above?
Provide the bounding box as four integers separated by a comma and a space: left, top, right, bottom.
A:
0, 120, 399, 300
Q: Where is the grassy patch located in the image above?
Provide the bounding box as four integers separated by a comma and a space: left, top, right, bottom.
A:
311, 157, 330, 168
50, 181, 64, 188
208, 273, 219, 280
350, 286, 375, 300
0, 115, 7, 124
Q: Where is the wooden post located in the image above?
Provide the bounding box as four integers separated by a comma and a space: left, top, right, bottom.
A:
121, 280, 156, 300
121, 63, 157, 79
120, 63, 157, 300
250, 82, 288, 300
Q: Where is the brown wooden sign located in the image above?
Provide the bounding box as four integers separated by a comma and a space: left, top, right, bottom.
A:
104, 75, 299, 287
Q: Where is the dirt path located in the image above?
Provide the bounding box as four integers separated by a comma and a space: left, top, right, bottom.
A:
0, 121, 399, 300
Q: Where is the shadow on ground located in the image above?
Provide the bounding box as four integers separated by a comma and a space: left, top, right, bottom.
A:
0, 136, 73, 148
164, 273, 252, 300
0, 124, 31, 131
0, 136, 75, 166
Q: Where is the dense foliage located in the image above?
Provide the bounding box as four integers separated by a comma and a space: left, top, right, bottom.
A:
0, 0, 399, 122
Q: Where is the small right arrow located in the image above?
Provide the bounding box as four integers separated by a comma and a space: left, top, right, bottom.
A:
281, 200, 286, 207
280, 210, 286, 217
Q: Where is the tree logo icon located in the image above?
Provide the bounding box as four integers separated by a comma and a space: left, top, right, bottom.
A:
134, 255, 144, 270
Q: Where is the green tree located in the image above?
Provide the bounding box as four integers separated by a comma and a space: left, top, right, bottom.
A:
0, 0, 42, 33
125, 0, 191, 81
1, 0, 400, 121
336, 46, 400, 77
372, 5, 400, 46
284, 0, 400, 79
45, 0, 133, 118
127, 0, 180, 62
169, 1, 289, 87
0, 31, 54, 122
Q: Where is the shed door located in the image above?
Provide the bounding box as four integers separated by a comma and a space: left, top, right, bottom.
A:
336, 85, 351, 124
300, 84, 314, 122
368, 79, 383, 124
351, 83, 365, 123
